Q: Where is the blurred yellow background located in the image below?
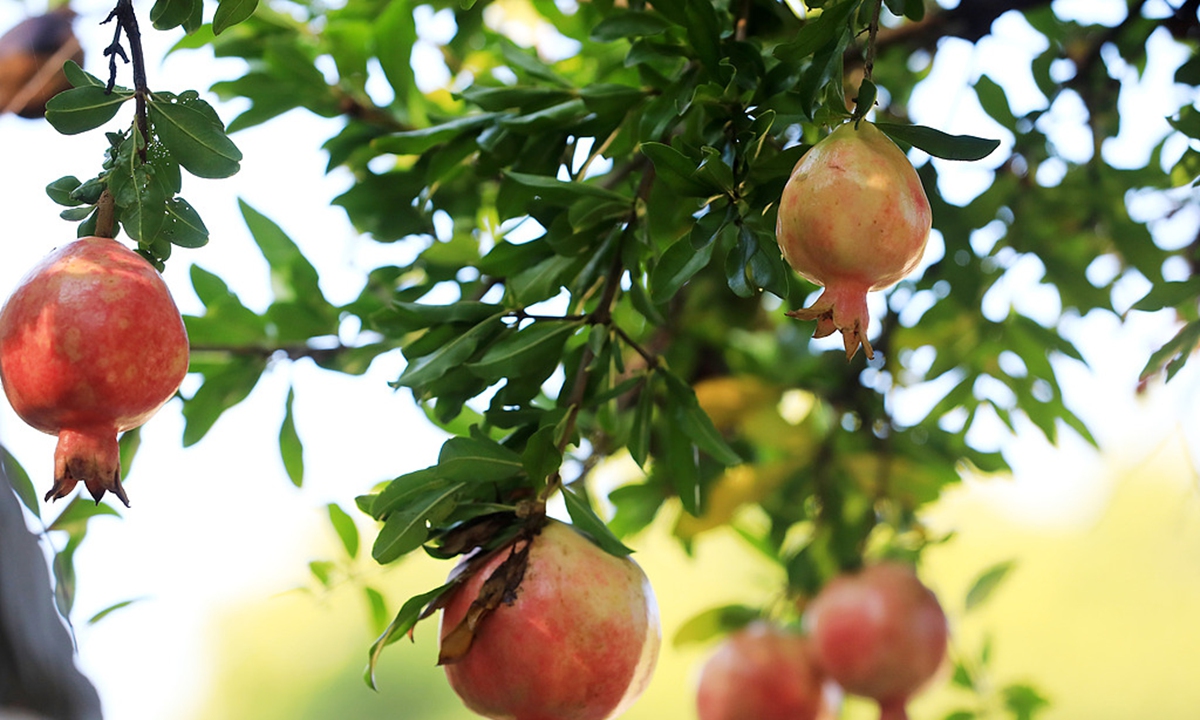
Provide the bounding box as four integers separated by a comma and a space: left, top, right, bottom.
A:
189, 420, 1200, 720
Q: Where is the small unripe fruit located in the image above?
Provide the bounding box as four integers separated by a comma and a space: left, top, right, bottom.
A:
439, 520, 661, 720
776, 120, 931, 360
0, 237, 189, 506
804, 562, 948, 720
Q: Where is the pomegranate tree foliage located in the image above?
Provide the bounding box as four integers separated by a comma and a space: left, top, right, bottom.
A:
15, 0, 1200, 715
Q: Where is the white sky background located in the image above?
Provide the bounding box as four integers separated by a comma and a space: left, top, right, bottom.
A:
0, 0, 1197, 718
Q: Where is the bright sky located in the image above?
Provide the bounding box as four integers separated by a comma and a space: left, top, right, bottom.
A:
0, 1, 1198, 719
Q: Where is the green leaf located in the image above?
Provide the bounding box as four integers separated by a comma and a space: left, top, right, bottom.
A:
378, 301, 506, 335
641, 142, 719, 197
607, 481, 664, 538
375, 0, 418, 115
1169, 105, 1200, 141
182, 357, 267, 446
47, 496, 122, 534
150, 0, 201, 30
373, 113, 504, 155
467, 321, 578, 382
87, 597, 145, 624
213, 0, 259, 34
371, 483, 463, 563
875, 122, 1001, 162
366, 583, 455, 689
974, 75, 1018, 130
279, 386, 304, 487
437, 435, 525, 483
773, 0, 859, 64
161, 197, 209, 248
1003, 683, 1051, 720
672, 604, 760, 647
628, 378, 655, 468
118, 427, 142, 482
561, 488, 633, 557
328, 503, 360, 559
1, 445, 39, 519
365, 587, 389, 636
1130, 279, 1200, 312
239, 199, 327, 309
46, 176, 83, 206
965, 559, 1015, 612
502, 170, 630, 206
44, 86, 134, 135
394, 313, 506, 389
500, 99, 591, 133
662, 370, 742, 466
149, 94, 242, 178
370, 469, 443, 519
650, 233, 717, 304
590, 11, 672, 41
1139, 319, 1200, 382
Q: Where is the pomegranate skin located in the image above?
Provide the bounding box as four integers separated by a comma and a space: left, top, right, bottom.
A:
696, 622, 837, 720
0, 237, 189, 506
804, 562, 948, 720
776, 120, 931, 360
439, 520, 661, 720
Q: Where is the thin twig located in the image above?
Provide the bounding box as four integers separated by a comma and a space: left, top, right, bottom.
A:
102, 0, 150, 159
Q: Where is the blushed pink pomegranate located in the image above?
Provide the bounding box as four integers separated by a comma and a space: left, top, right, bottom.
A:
696, 622, 838, 720
0, 237, 189, 506
776, 120, 931, 360
439, 520, 661, 720
804, 562, 948, 720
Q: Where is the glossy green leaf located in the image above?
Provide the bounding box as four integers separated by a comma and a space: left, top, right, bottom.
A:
150, 0, 200, 30
149, 94, 242, 178
662, 371, 742, 467
366, 582, 455, 689
467, 321, 578, 382
650, 233, 717, 304
213, 0, 259, 35
641, 142, 715, 197
161, 197, 209, 248
394, 313, 506, 389
44, 86, 134, 135
371, 482, 463, 563
561, 488, 633, 557
46, 176, 82, 206
591, 11, 672, 41
436, 436, 525, 483
374, 113, 504, 155
875, 122, 1001, 161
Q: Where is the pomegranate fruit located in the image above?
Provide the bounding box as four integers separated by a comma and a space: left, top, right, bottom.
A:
804, 562, 948, 720
0, 237, 189, 506
696, 622, 838, 720
439, 519, 661, 720
775, 120, 931, 360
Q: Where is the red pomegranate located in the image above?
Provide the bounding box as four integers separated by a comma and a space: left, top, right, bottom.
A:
0, 237, 189, 506
696, 622, 838, 720
776, 120, 931, 360
439, 519, 661, 720
804, 562, 948, 720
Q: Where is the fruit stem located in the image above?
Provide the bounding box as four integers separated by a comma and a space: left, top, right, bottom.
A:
863, 0, 884, 84
95, 187, 116, 239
